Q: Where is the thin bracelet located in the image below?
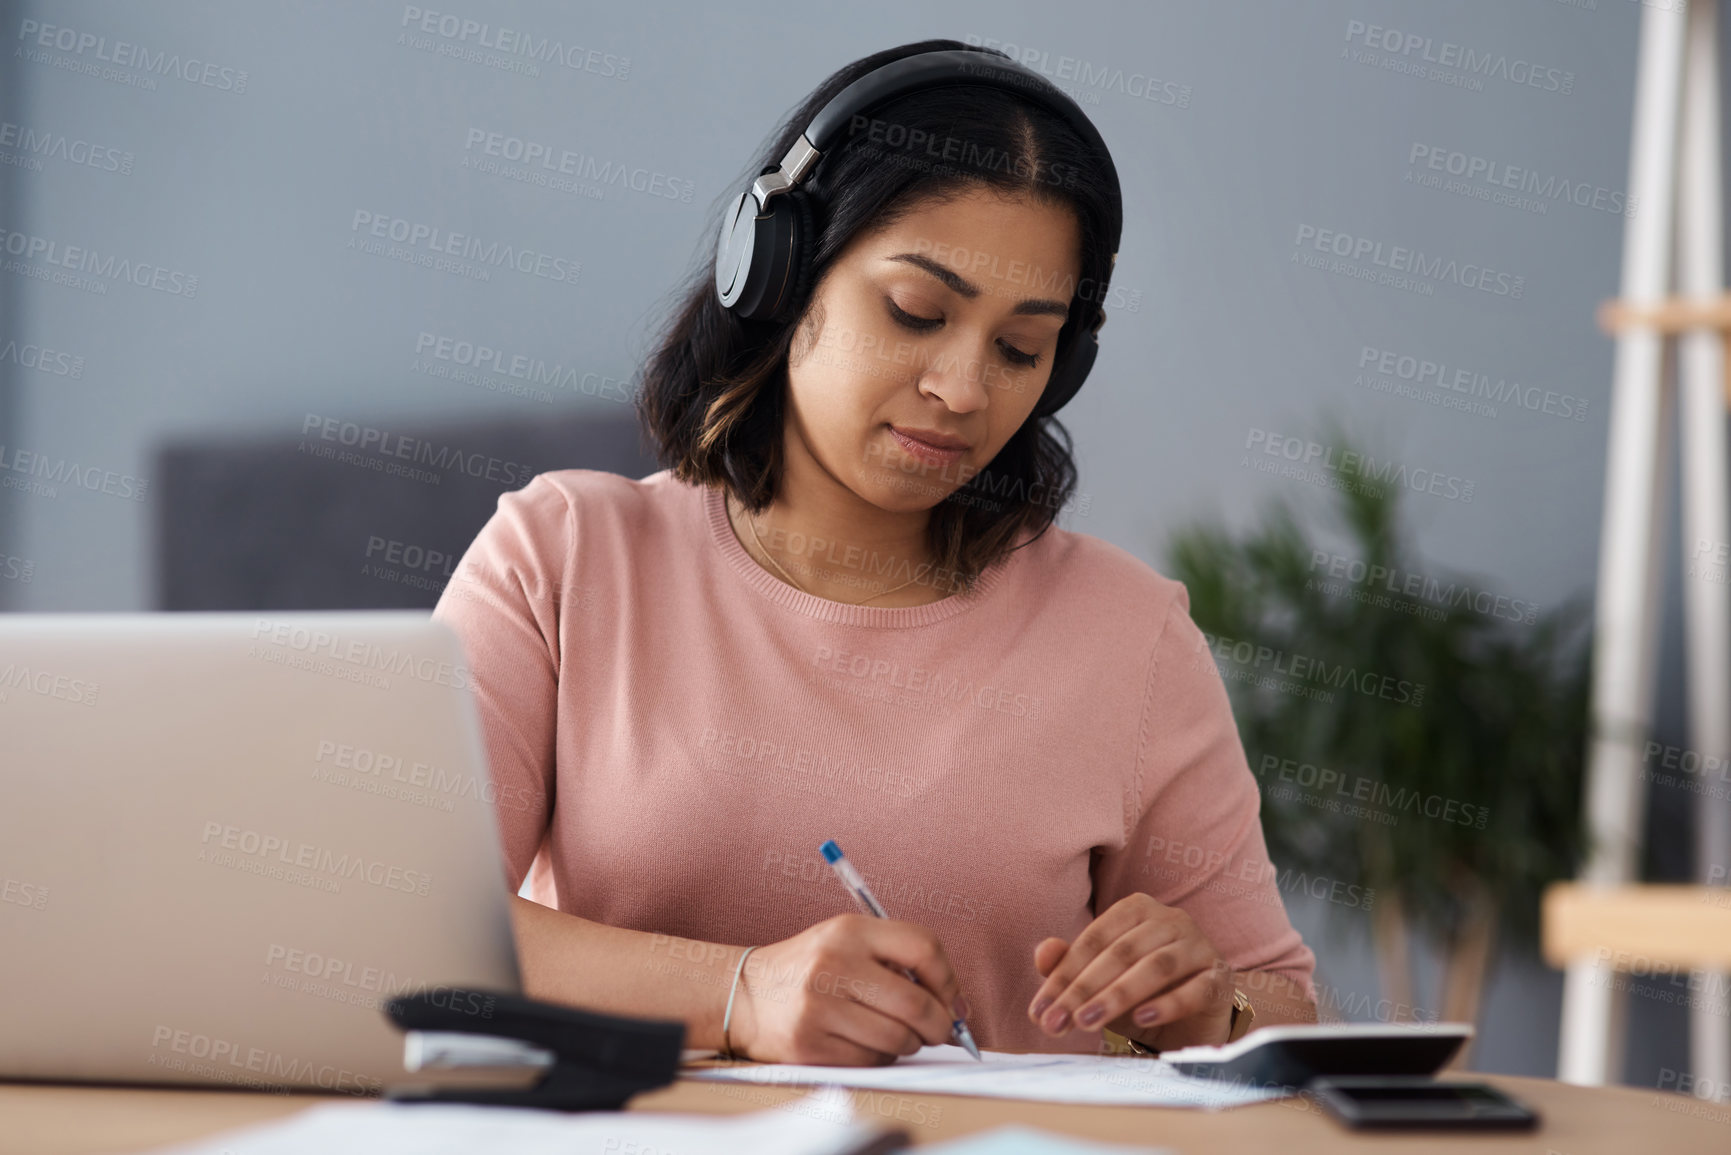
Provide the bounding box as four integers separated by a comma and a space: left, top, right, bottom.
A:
721, 945, 758, 1059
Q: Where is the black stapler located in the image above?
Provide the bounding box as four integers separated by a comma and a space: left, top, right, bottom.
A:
382, 988, 686, 1111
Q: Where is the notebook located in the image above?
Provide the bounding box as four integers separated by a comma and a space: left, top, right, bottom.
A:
685, 1044, 1287, 1109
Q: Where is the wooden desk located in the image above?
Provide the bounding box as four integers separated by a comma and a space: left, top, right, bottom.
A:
3, 1071, 1727, 1154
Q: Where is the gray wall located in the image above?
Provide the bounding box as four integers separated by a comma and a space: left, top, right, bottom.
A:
0, 0, 1708, 1085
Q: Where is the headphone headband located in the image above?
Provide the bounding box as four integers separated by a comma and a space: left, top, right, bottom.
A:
754, 49, 1121, 252
715, 45, 1122, 418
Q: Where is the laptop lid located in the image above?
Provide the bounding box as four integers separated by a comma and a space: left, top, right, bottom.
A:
0, 612, 524, 1093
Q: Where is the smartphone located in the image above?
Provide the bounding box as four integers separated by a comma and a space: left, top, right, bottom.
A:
1310, 1076, 1540, 1130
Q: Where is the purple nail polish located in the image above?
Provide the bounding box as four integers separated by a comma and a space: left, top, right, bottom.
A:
1044, 1007, 1070, 1034
1133, 1005, 1160, 1026
1076, 1005, 1104, 1029
1030, 998, 1051, 1020
953, 994, 971, 1020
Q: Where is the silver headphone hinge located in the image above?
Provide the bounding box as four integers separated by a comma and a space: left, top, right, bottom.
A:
749, 134, 821, 209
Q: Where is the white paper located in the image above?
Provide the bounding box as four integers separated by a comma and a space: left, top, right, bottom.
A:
132, 1087, 887, 1155
922, 1123, 1176, 1154
685, 1044, 1289, 1109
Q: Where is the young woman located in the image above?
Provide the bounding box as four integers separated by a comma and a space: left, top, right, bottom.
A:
433, 38, 1317, 1065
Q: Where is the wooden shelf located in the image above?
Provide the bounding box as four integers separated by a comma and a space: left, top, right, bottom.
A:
1543, 883, 1731, 970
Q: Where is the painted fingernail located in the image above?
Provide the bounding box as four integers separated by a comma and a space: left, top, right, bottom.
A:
952, 995, 971, 1020
1030, 998, 1051, 1020
1043, 1007, 1070, 1034
1076, 1004, 1105, 1029
1133, 1005, 1160, 1027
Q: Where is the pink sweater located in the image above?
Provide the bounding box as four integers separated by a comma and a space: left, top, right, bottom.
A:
432, 469, 1315, 1052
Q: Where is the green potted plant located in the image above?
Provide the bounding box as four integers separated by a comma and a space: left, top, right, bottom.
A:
1165, 426, 1590, 1061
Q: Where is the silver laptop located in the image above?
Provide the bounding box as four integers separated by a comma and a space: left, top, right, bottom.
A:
0, 612, 523, 1094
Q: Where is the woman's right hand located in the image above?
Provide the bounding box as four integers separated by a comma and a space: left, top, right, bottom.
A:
724, 913, 970, 1065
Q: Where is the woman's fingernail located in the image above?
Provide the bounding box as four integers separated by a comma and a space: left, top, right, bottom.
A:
1030, 998, 1051, 1020
1076, 1004, 1105, 1029
952, 995, 971, 1020
1133, 1005, 1160, 1027
1043, 1007, 1070, 1034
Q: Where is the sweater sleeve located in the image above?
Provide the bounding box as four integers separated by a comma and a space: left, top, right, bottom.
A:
1090, 587, 1317, 1000
431, 475, 569, 895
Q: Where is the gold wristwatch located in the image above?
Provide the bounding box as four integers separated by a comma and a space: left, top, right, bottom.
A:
1123, 988, 1253, 1056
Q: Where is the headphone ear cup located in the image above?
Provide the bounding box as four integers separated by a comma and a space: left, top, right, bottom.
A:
1033, 326, 1095, 419
715, 190, 760, 310
716, 188, 801, 320
777, 191, 817, 324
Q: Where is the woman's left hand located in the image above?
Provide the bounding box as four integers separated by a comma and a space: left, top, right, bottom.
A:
1026, 893, 1235, 1051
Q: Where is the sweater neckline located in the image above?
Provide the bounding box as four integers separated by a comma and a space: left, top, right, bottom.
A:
702, 483, 1015, 627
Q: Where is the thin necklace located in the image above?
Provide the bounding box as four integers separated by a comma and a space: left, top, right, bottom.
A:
731, 495, 925, 606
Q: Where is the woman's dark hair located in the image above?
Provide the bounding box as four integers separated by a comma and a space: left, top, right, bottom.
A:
635, 38, 1118, 594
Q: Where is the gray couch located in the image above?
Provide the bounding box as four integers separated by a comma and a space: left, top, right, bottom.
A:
153, 410, 660, 610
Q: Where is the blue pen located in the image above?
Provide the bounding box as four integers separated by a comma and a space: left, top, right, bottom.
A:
819, 839, 982, 1060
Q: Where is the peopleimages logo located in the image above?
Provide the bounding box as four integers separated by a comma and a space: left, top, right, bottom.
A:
1306, 548, 1540, 625
0, 443, 149, 501
960, 34, 1191, 107
760, 850, 994, 926
463, 129, 693, 202
1197, 630, 1426, 708
1141, 835, 1376, 911
1243, 428, 1476, 505
1293, 224, 1524, 299
349, 211, 580, 286
264, 943, 496, 1017
1256, 754, 1488, 829
0, 336, 84, 378
0, 120, 133, 174
0, 661, 99, 706
398, 7, 629, 78
199, 820, 433, 897
148, 1026, 378, 1094
413, 330, 635, 405
1407, 143, 1632, 218
1342, 19, 1574, 95
249, 614, 474, 691
811, 646, 1043, 720
0, 875, 49, 911
1356, 345, 1588, 422
0, 225, 199, 297
314, 736, 538, 813
16, 20, 249, 92
299, 413, 536, 488
846, 114, 1078, 191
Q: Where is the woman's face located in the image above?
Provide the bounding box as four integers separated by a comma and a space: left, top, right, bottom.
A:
784, 184, 1083, 512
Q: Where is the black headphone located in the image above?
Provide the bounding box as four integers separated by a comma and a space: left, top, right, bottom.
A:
713, 47, 1123, 419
